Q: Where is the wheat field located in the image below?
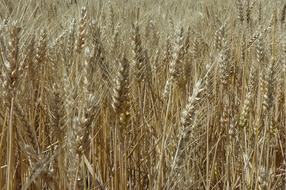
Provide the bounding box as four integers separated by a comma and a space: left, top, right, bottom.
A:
0, 0, 285, 189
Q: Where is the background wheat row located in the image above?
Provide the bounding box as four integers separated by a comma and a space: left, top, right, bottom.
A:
0, 0, 285, 189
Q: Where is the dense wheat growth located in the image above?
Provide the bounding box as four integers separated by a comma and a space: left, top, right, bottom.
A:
0, 0, 285, 189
